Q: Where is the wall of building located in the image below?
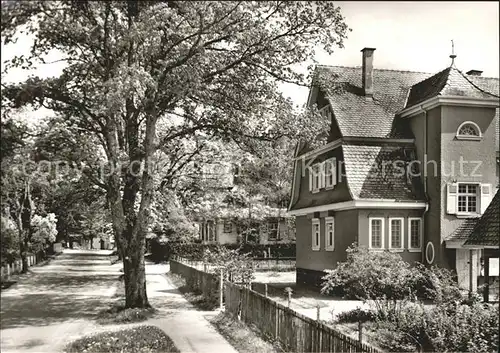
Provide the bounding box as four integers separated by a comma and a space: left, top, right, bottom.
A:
440, 105, 498, 240
291, 146, 352, 210
296, 211, 358, 272
259, 219, 295, 245
419, 106, 448, 267
357, 209, 424, 264
409, 105, 497, 269
216, 220, 238, 244
455, 248, 480, 291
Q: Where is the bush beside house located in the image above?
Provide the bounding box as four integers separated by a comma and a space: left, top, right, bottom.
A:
323, 244, 499, 352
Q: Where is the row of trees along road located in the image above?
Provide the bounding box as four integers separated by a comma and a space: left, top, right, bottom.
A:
1, 1, 350, 308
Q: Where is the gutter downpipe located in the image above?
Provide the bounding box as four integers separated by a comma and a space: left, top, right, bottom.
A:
418, 105, 430, 265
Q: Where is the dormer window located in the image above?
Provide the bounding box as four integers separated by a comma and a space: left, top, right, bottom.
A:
456, 121, 482, 140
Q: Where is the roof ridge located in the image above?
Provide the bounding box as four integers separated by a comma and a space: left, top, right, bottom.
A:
315, 64, 432, 75
412, 67, 451, 89
453, 67, 500, 98
468, 75, 500, 80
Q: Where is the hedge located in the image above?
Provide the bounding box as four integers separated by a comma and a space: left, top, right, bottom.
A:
149, 240, 295, 263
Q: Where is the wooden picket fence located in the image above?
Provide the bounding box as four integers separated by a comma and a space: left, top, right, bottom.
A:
170, 259, 383, 353
0, 253, 46, 282
170, 259, 220, 303
225, 281, 382, 353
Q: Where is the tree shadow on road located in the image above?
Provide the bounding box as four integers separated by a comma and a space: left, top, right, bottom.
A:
1, 253, 121, 330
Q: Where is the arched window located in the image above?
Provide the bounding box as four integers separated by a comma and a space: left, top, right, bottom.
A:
456, 121, 482, 140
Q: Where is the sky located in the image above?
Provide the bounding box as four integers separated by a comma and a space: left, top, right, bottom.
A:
2, 1, 499, 114
281, 1, 500, 106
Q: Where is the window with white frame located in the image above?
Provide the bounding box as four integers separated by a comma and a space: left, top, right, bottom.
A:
456, 121, 481, 140
325, 217, 334, 251
369, 217, 384, 249
408, 218, 422, 251
457, 183, 479, 214
324, 158, 337, 189
223, 220, 232, 233
389, 218, 404, 251
447, 182, 491, 215
319, 106, 332, 121
311, 218, 320, 251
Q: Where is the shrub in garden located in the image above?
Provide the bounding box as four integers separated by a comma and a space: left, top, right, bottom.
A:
375, 302, 499, 353
202, 245, 255, 284
411, 262, 463, 303
321, 244, 419, 302
335, 307, 377, 324
321, 244, 462, 304
322, 244, 497, 353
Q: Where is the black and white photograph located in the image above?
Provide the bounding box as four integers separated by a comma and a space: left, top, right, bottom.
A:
0, 1, 498, 352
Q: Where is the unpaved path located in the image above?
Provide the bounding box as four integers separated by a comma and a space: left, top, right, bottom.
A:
1, 249, 237, 353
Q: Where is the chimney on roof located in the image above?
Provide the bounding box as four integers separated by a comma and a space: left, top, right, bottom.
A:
361, 47, 376, 97
466, 69, 483, 76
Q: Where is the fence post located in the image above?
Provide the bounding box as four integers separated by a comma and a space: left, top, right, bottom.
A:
264, 283, 268, 297
7, 264, 10, 278
358, 321, 363, 344
219, 268, 224, 310
316, 304, 321, 321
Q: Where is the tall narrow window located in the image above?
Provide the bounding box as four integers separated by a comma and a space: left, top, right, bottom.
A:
268, 222, 278, 240
223, 221, 232, 233
408, 218, 422, 251
324, 158, 337, 189
312, 218, 320, 251
369, 217, 384, 249
325, 217, 334, 251
389, 218, 404, 251
309, 164, 321, 193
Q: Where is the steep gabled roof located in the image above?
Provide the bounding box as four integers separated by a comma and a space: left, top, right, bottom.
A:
406, 67, 499, 108
342, 143, 425, 201
464, 191, 500, 247
314, 66, 430, 138
313, 65, 499, 147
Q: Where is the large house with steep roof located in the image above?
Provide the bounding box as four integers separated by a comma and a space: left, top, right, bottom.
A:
288, 47, 499, 297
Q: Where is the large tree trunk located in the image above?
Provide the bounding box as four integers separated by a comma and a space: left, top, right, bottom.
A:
121, 228, 149, 308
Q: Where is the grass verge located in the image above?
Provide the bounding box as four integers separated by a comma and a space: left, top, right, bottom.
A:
64, 325, 179, 353
96, 303, 157, 325
96, 275, 157, 324
207, 312, 283, 353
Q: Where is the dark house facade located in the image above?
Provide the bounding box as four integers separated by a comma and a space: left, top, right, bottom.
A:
289, 47, 500, 291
